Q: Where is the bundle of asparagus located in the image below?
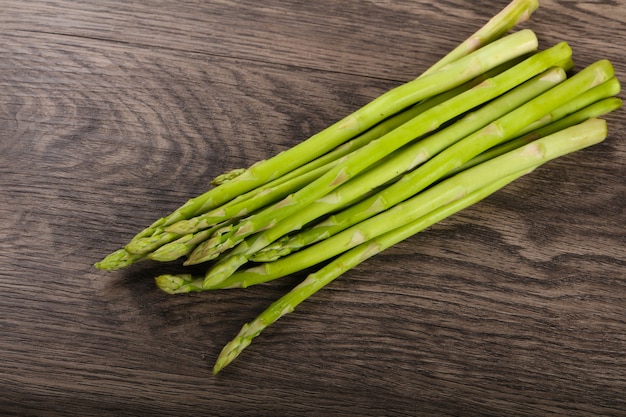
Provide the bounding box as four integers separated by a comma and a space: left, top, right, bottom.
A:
95, 0, 622, 374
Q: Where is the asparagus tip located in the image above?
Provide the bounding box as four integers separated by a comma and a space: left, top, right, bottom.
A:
154, 274, 193, 294
94, 248, 143, 271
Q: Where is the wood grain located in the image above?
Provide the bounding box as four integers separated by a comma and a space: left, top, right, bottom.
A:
0, 0, 624, 416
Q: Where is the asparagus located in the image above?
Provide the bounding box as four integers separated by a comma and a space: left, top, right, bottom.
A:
211, 117, 608, 372
196, 65, 567, 284
451, 96, 622, 175
230, 59, 613, 266
94, 248, 147, 271
96, 11, 538, 270
93, 0, 621, 377
114, 2, 539, 247
120, 66, 510, 265
96, 0, 540, 270
162, 66, 506, 239
147, 221, 232, 263
421, 0, 539, 75
125, 158, 338, 255
186, 32, 547, 265
252, 78, 621, 260
515, 76, 621, 137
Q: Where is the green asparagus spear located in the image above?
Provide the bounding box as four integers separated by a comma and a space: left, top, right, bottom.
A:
94, 248, 146, 271
253, 78, 621, 259
132, 30, 536, 237
211, 117, 608, 372
206, 112, 610, 290
147, 222, 233, 263
234, 59, 613, 265
421, 0, 539, 75
186, 32, 549, 265
245, 66, 566, 264
97, 0, 541, 269
198, 66, 566, 284
516, 76, 621, 136
452, 96, 622, 175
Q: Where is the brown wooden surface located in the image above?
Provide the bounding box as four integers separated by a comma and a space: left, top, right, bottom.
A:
1, 1, 625, 416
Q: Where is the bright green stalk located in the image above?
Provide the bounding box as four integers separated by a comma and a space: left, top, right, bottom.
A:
210, 168, 246, 186
451, 96, 622, 175
161, 60, 522, 243
209, 117, 609, 289
98, 43, 529, 270
258, 79, 621, 259
198, 66, 566, 284
153, 171, 529, 294
422, 0, 539, 75
148, 222, 232, 262
236, 59, 612, 263
211, 117, 607, 373
246, 66, 566, 264
121, 29, 538, 247
148, 231, 213, 263
515, 76, 621, 136
187, 34, 555, 265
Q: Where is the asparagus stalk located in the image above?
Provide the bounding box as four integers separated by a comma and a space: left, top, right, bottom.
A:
162, 67, 504, 239
246, 66, 566, 263
147, 221, 233, 263
515, 76, 621, 136
94, 248, 147, 271
97, 0, 540, 269
211, 117, 608, 372
186, 32, 549, 264
197, 66, 567, 284
124, 64, 515, 262
451, 96, 622, 175
206, 112, 609, 290
252, 78, 621, 260
134, 31, 535, 235
421, 0, 539, 75
97, 0, 541, 269
233, 59, 612, 266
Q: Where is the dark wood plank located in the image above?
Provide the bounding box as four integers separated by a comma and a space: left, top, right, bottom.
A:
0, 0, 625, 416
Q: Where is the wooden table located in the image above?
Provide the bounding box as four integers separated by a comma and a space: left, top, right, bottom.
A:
1, 1, 625, 415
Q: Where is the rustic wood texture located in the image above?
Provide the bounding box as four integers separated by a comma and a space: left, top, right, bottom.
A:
1, 0, 624, 415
